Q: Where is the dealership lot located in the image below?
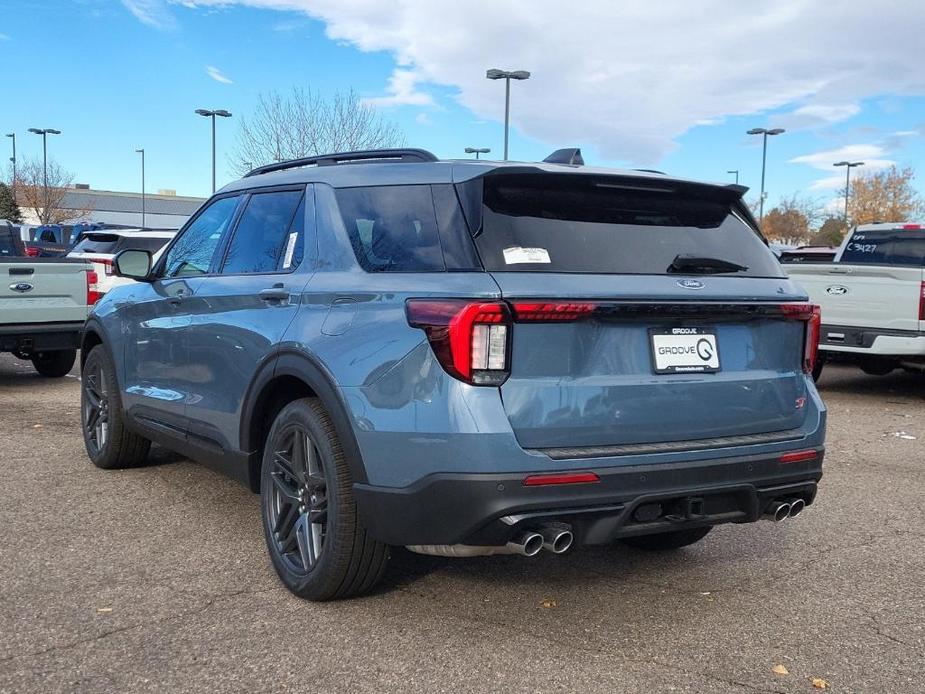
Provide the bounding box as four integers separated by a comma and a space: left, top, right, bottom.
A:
0, 353, 922, 693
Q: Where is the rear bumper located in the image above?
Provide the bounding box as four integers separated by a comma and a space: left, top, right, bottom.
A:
353, 448, 824, 546
0, 322, 84, 353
820, 323, 925, 357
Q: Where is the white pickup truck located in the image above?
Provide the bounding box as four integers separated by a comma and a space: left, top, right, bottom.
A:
786, 222, 925, 379
1, 243, 97, 377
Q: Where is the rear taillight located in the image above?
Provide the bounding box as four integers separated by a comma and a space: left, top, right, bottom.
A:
86, 270, 102, 305
511, 302, 599, 321
97, 258, 114, 276
406, 300, 511, 385
919, 282, 925, 321
24, 246, 40, 257
781, 303, 821, 374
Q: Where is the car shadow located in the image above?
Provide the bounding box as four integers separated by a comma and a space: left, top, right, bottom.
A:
817, 364, 925, 401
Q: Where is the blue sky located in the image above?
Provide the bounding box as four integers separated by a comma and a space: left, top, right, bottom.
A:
3, 0, 925, 216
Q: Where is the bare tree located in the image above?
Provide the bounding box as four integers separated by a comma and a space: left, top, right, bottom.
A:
232, 88, 405, 174
16, 158, 92, 224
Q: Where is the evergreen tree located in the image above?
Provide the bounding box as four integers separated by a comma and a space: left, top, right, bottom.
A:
0, 182, 22, 223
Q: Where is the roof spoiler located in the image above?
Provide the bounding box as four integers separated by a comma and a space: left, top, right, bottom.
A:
543, 148, 584, 166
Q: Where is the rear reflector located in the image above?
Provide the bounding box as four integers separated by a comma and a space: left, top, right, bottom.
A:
779, 450, 818, 464
902, 224, 922, 230
523, 471, 600, 486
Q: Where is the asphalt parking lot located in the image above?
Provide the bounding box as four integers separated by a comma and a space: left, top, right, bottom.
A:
0, 353, 923, 693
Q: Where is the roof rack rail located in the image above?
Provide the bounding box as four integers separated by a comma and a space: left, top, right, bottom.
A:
244, 148, 439, 177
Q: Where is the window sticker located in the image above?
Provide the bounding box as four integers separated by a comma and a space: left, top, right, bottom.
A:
282, 232, 298, 269
502, 246, 551, 264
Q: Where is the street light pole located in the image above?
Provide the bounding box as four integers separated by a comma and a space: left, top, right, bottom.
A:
465, 147, 491, 159
135, 148, 146, 228
746, 127, 785, 223
833, 161, 864, 229
727, 169, 739, 184
5, 133, 15, 185
486, 69, 531, 161
27, 127, 61, 221
195, 109, 232, 193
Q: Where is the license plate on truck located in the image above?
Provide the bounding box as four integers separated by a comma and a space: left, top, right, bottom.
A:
650, 328, 720, 374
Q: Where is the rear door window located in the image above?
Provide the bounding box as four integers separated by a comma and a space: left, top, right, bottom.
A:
221, 190, 305, 274
840, 228, 925, 266
471, 174, 782, 277
70, 233, 121, 255
336, 185, 445, 272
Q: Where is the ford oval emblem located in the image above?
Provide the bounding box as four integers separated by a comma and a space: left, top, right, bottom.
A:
9, 282, 34, 293
677, 279, 705, 290
826, 285, 849, 295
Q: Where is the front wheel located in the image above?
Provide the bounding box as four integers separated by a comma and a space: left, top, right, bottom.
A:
261, 398, 389, 601
81, 345, 150, 469
31, 349, 76, 377
620, 526, 712, 551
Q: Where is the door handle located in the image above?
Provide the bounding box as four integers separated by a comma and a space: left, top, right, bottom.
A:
259, 285, 290, 303
168, 288, 188, 306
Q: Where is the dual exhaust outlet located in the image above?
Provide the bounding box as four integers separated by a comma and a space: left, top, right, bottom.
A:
406, 524, 573, 558
762, 497, 806, 522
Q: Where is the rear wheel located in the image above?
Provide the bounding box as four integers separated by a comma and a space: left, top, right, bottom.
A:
811, 355, 825, 383
859, 358, 895, 376
81, 345, 150, 469
31, 349, 76, 378
261, 398, 389, 601
621, 526, 712, 551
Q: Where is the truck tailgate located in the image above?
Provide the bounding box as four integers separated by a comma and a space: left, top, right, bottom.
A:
1, 259, 91, 326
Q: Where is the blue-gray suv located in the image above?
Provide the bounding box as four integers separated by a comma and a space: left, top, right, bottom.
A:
80, 148, 826, 600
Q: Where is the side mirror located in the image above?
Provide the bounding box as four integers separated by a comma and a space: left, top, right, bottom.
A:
113, 249, 153, 281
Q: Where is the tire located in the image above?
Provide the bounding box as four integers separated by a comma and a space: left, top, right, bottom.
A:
621, 526, 712, 551
31, 349, 76, 378
261, 398, 389, 601
811, 356, 825, 383
859, 358, 895, 376
81, 345, 151, 469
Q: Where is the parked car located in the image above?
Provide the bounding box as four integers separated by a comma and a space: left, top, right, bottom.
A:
786, 222, 925, 378
67, 229, 176, 295
0, 219, 27, 258
779, 245, 838, 264
1, 252, 97, 376
24, 224, 72, 257
80, 148, 826, 600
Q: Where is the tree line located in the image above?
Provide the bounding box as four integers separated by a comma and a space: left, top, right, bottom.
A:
758, 166, 925, 247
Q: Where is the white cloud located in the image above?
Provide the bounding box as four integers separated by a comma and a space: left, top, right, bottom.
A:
154, 1, 925, 163
206, 65, 233, 84
789, 144, 894, 171
415, 112, 432, 125
121, 0, 176, 29
362, 69, 434, 108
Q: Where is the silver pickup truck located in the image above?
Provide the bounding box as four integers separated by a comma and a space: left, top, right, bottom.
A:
1, 244, 96, 376
786, 222, 924, 379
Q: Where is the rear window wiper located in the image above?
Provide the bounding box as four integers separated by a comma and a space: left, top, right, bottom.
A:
668, 254, 749, 274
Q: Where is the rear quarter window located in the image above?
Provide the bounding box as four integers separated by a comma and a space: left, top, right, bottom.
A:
472, 174, 783, 277
840, 229, 925, 266
336, 185, 445, 272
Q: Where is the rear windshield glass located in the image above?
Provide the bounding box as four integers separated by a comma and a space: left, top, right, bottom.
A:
336, 185, 445, 272
72, 233, 170, 255
840, 229, 925, 266
473, 174, 782, 277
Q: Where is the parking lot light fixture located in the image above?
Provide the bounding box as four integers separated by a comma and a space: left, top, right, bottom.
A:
746, 127, 785, 223
465, 147, 491, 159
5, 133, 15, 185
27, 128, 61, 217
727, 169, 739, 184
833, 160, 864, 229
195, 109, 232, 193
486, 69, 531, 161
135, 149, 146, 228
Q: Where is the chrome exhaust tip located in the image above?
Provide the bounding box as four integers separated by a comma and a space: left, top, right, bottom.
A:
506, 531, 544, 557
538, 525, 574, 554
762, 500, 791, 522
787, 498, 806, 518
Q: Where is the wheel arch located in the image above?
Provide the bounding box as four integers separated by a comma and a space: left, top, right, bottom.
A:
240, 349, 369, 493
80, 322, 105, 367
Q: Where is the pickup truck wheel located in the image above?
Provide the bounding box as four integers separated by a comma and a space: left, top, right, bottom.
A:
31, 349, 76, 378
81, 345, 151, 469
811, 356, 825, 383
620, 526, 712, 551
261, 398, 389, 601
859, 358, 895, 376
